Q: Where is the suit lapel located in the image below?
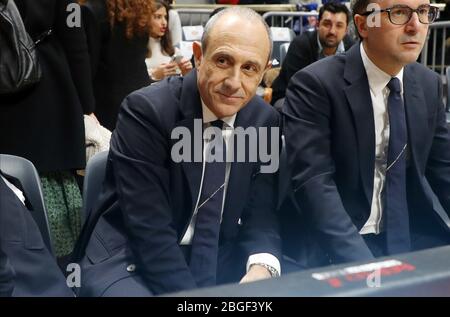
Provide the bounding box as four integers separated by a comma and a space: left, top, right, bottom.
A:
0, 170, 32, 209
403, 64, 428, 172
177, 72, 204, 214
343, 45, 375, 204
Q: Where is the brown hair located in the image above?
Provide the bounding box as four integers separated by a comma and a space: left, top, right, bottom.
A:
79, 0, 154, 39
351, 0, 372, 16
148, 0, 174, 58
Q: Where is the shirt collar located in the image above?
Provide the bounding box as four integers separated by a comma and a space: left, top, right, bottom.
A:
360, 42, 404, 97
317, 32, 346, 58
201, 99, 236, 128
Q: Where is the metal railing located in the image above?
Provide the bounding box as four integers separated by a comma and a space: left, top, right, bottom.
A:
174, 7, 448, 87
174, 4, 297, 27
175, 8, 214, 27
262, 11, 318, 32
173, 4, 297, 13
420, 21, 450, 76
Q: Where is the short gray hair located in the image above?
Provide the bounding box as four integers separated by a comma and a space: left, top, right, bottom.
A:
201, 7, 273, 62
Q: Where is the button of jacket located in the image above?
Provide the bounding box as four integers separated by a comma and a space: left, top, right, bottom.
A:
238, 218, 242, 225
126, 264, 136, 272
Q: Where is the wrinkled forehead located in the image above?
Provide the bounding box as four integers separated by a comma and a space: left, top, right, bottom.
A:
206, 16, 271, 60
206, 32, 270, 67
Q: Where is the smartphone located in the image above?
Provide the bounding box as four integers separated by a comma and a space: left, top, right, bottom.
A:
171, 54, 184, 64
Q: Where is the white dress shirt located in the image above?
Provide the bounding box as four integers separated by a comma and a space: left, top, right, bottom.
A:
359, 43, 404, 235
180, 101, 281, 276
1, 175, 26, 206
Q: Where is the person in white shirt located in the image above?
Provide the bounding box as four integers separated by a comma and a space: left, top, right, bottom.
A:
283, 0, 449, 265
146, 0, 192, 81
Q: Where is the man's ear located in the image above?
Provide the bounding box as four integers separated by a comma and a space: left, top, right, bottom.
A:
354, 14, 368, 39
259, 60, 272, 85
192, 41, 202, 68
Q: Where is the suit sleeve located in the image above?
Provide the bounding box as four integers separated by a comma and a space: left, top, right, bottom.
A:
110, 91, 197, 295
425, 74, 450, 215
54, 0, 96, 114
283, 69, 374, 263
238, 112, 282, 266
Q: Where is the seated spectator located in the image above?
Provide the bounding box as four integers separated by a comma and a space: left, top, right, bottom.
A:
271, 1, 354, 106
73, 7, 281, 297
146, 0, 192, 81
0, 170, 73, 296
80, 0, 154, 131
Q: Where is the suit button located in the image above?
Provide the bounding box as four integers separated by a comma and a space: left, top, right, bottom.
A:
238, 218, 242, 225
127, 264, 136, 272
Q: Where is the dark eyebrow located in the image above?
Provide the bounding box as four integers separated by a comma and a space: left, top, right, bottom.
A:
244, 60, 262, 72
212, 52, 235, 63
213, 51, 263, 70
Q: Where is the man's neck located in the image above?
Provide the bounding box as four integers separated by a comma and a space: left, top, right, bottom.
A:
362, 41, 403, 76
322, 46, 338, 56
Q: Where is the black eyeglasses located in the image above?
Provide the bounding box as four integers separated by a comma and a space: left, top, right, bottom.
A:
361, 4, 439, 25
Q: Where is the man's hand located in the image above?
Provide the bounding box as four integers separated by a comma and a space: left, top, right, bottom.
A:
177, 58, 193, 76
150, 62, 178, 80
239, 264, 272, 284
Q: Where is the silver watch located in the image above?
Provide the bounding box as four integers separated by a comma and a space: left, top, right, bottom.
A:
251, 263, 279, 277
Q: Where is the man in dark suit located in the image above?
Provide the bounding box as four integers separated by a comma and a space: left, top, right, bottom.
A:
0, 171, 74, 296
271, 1, 354, 106
75, 7, 281, 296
283, 0, 448, 265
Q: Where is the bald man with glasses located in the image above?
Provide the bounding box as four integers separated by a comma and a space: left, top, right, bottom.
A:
283, 0, 450, 264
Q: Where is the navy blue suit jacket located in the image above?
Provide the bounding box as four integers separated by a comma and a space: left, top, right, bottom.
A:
0, 172, 73, 296
283, 44, 450, 264
0, 246, 13, 297
75, 71, 281, 295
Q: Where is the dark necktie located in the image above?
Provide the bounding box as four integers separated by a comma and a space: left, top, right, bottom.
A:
189, 119, 226, 286
385, 77, 411, 254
